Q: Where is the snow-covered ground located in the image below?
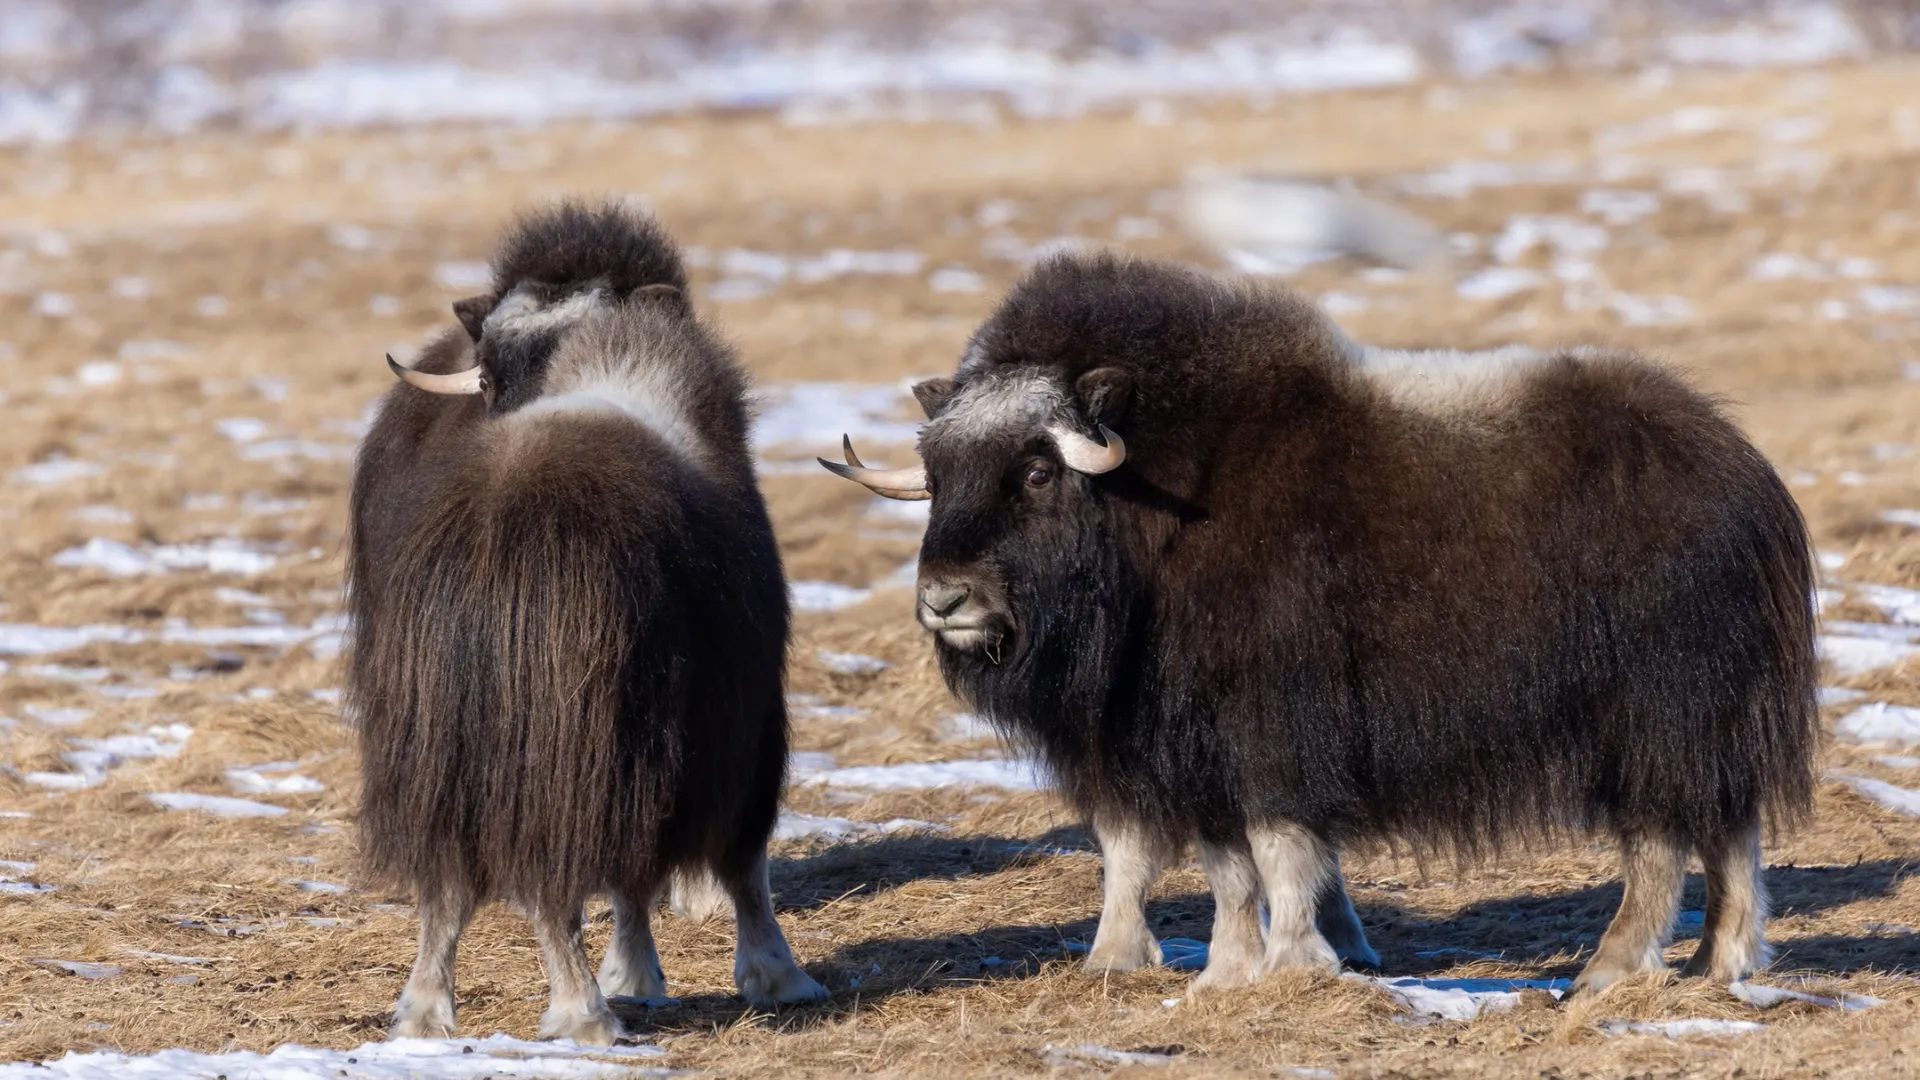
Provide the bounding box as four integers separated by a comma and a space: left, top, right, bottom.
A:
0, 1, 1883, 144
0, 1034, 668, 1080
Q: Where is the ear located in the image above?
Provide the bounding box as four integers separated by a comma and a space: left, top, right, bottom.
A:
452, 294, 495, 342
1074, 367, 1133, 427
912, 377, 958, 419
628, 282, 690, 314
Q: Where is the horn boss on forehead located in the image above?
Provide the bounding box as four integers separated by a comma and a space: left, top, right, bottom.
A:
1046, 423, 1126, 474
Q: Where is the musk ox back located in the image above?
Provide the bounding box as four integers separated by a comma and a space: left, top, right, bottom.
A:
822, 252, 1818, 995
350, 202, 825, 1044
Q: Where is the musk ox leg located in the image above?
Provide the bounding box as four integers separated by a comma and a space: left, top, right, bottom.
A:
1190, 838, 1267, 992
391, 883, 475, 1039
667, 865, 732, 923
1247, 822, 1341, 977
1679, 820, 1771, 983
597, 880, 667, 1000
1572, 831, 1688, 995
1084, 816, 1168, 974
532, 903, 624, 1045
1315, 857, 1381, 972
724, 854, 829, 1007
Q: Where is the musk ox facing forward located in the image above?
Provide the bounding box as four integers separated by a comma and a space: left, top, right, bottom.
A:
821, 252, 1818, 994
351, 202, 826, 1043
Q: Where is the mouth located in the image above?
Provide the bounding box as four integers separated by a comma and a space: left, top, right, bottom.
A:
919, 614, 1014, 661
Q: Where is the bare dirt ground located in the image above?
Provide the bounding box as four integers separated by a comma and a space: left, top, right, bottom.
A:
2, 59, 1919, 1078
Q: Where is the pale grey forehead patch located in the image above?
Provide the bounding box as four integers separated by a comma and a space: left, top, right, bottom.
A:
482, 280, 610, 339
926, 371, 1068, 440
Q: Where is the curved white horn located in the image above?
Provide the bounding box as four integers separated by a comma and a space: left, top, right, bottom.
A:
387, 353, 486, 396
1046, 422, 1126, 474
817, 435, 930, 501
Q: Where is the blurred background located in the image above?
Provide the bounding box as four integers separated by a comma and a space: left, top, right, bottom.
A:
3, 2, 1920, 1075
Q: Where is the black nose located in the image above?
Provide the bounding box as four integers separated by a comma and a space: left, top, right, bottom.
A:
920, 582, 970, 618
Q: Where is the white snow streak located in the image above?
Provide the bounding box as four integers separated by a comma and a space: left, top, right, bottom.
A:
792, 758, 1044, 791
0, 1034, 666, 1079
147, 793, 290, 818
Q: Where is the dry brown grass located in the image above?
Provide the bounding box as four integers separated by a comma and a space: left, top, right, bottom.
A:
3, 58, 1920, 1078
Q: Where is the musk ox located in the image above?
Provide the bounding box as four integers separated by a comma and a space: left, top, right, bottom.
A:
821, 252, 1818, 994
351, 201, 826, 1043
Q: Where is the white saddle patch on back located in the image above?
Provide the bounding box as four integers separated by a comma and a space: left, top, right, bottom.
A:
1355, 344, 1545, 415
515, 362, 707, 465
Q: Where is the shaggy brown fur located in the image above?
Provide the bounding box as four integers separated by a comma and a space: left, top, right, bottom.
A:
840, 251, 1821, 991
347, 202, 823, 1036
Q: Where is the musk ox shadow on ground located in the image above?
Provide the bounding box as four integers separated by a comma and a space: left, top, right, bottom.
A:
603, 839, 1912, 1035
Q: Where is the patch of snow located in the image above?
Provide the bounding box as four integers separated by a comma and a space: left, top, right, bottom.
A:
291, 879, 351, 894
928, 267, 986, 294
23, 770, 102, 792
791, 581, 871, 614
238, 439, 357, 462
1455, 267, 1540, 301
214, 417, 270, 444
1158, 938, 1210, 971
124, 950, 223, 965
1358, 975, 1570, 1020
1580, 189, 1659, 225
1819, 687, 1866, 708
118, 339, 191, 361
433, 261, 492, 291
1, 1033, 666, 1079
76, 362, 121, 387
1751, 251, 1828, 281
1881, 509, 1920, 529
787, 692, 866, 720
1598, 1018, 1764, 1037
226, 764, 325, 795
1729, 980, 1882, 1011
79, 723, 194, 758
1838, 776, 1920, 817
1665, 6, 1866, 68
52, 537, 277, 577
1880, 756, 1920, 769
1853, 583, 1920, 624
1819, 624, 1920, 676
942, 712, 997, 741
148, 793, 289, 818
0, 859, 52, 896
1491, 215, 1607, 265
12, 456, 103, 487
31, 960, 121, 979
1183, 176, 1445, 274
1042, 1044, 1178, 1068
70, 505, 133, 525
817, 649, 890, 675
789, 751, 837, 773
754, 381, 921, 457
1837, 703, 1920, 746
1859, 286, 1920, 315
773, 811, 940, 842
24, 704, 93, 726
793, 757, 1044, 792
1609, 292, 1692, 326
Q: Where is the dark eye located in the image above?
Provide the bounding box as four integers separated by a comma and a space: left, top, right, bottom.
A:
1025, 464, 1053, 488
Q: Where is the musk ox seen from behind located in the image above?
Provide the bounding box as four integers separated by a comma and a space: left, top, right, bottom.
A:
352, 202, 826, 1043
821, 252, 1819, 994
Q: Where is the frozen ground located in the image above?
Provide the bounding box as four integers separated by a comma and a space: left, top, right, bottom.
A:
3, 15, 1920, 1078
